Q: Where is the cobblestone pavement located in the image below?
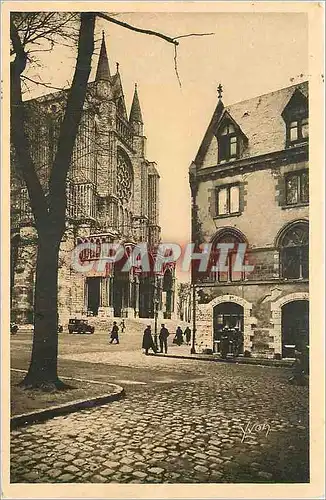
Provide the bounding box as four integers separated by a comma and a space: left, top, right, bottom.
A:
10, 362, 309, 484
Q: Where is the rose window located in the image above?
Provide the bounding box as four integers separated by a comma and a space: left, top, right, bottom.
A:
117, 154, 133, 201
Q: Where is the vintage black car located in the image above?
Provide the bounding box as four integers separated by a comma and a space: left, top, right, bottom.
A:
68, 318, 95, 335
10, 323, 19, 334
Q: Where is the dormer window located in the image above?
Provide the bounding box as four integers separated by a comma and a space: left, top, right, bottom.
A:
288, 117, 309, 144
282, 89, 309, 147
218, 123, 238, 162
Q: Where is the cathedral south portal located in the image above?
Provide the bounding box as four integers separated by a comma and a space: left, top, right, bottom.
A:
11, 34, 176, 324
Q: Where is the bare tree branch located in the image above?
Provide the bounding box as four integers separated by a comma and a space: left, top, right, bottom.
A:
96, 12, 179, 45
174, 45, 182, 88
21, 75, 66, 92
173, 32, 215, 40
10, 18, 49, 228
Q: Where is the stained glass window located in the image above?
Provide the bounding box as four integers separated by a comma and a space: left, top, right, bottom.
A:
117, 153, 133, 202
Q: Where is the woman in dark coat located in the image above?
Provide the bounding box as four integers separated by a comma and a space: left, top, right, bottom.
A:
184, 327, 191, 345
142, 325, 157, 355
174, 326, 184, 346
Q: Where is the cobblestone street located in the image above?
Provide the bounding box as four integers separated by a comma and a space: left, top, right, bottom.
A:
10, 360, 309, 483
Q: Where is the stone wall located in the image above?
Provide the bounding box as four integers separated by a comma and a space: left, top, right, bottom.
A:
194, 282, 309, 357
197, 163, 309, 248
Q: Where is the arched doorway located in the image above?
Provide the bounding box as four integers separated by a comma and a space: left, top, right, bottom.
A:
281, 300, 309, 358
213, 302, 244, 355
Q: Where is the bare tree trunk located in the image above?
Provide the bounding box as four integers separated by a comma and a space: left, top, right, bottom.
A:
21, 233, 62, 388
10, 13, 96, 389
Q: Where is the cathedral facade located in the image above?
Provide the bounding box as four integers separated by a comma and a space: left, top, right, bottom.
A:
11, 35, 175, 324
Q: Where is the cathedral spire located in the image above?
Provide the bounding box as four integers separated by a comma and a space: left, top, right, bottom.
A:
129, 83, 143, 125
95, 31, 111, 81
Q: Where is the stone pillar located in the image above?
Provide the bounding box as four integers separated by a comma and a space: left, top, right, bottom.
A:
125, 277, 135, 318
170, 277, 177, 320
83, 278, 88, 315
98, 276, 114, 317
243, 309, 252, 353
195, 302, 213, 353
134, 276, 140, 318
271, 307, 282, 356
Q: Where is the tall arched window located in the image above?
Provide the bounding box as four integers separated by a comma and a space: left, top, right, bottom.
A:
117, 149, 133, 202
211, 229, 248, 283
279, 222, 309, 279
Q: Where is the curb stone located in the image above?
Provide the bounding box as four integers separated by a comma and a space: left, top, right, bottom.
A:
11, 383, 125, 429
149, 352, 293, 368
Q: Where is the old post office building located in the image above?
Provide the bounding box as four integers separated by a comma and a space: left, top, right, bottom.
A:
190, 82, 309, 358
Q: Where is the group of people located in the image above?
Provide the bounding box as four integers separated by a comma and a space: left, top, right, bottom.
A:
173, 326, 191, 346
219, 326, 243, 359
142, 324, 192, 355
142, 324, 169, 355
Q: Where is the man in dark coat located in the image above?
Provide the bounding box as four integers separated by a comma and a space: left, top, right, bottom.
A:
142, 325, 157, 355
220, 327, 230, 359
184, 326, 191, 345
110, 321, 119, 344
159, 324, 169, 354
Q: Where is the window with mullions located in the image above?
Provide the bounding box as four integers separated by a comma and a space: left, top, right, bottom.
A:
287, 117, 308, 145
279, 223, 309, 280
210, 233, 249, 283
218, 123, 238, 162
285, 170, 309, 205
216, 184, 240, 216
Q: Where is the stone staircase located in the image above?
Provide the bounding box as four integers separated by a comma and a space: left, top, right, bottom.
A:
85, 316, 190, 335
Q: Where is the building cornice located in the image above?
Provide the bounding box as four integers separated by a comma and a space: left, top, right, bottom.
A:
194, 278, 309, 288
194, 145, 308, 182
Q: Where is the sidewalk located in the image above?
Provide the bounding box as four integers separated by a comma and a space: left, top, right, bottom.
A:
152, 345, 293, 368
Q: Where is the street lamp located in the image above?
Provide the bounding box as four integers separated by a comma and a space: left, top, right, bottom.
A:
190, 282, 196, 354
153, 273, 162, 350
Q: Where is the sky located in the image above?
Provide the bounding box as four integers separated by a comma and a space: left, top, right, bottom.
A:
23, 11, 308, 279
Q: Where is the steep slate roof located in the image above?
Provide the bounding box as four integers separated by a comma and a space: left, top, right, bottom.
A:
224, 81, 308, 158
195, 81, 308, 165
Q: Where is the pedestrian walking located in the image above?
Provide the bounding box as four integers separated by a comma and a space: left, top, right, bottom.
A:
174, 326, 184, 346
184, 326, 191, 345
159, 323, 169, 354
109, 321, 120, 344
120, 319, 126, 333
142, 325, 157, 355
